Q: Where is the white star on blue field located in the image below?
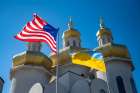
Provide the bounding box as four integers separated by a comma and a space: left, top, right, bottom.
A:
0, 0, 140, 93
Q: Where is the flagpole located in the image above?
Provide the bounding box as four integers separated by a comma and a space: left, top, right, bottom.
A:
104, 63, 111, 93
56, 30, 60, 93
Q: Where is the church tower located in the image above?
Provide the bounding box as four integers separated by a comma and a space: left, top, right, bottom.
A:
62, 17, 81, 48
96, 17, 113, 46
10, 42, 52, 93
48, 18, 92, 93
95, 18, 137, 93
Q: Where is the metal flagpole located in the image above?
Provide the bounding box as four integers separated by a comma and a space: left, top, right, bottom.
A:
56, 30, 60, 93
104, 63, 111, 93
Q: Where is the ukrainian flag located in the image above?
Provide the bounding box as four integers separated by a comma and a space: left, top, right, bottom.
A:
71, 50, 106, 72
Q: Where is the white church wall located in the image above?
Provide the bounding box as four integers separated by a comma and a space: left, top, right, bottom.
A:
45, 71, 84, 93
91, 79, 108, 93
58, 64, 89, 77
10, 65, 49, 93
70, 79, 90, 93
106, 60, 133, 93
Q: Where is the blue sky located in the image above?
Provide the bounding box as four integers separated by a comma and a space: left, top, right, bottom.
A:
0, 0, 140, 93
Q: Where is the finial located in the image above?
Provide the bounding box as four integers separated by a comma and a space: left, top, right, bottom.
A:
68, 16, 74, 29
33, 13, 37, 17
99, 16, 105, 28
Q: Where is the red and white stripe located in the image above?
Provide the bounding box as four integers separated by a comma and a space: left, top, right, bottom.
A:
15, 14, 57, 52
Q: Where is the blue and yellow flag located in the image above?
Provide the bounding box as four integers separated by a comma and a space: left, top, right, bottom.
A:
71, 50, 106, 72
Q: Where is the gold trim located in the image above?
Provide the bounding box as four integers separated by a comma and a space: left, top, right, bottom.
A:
13, 51, 52, 70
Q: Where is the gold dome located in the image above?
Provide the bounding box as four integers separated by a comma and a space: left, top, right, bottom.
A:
94, 43, 134, 70
49, 47, 71, 67
13, 51, 52, 70
94, 43, 130, 58
49, 46, 88, 68
63, 29, 80, 39
62, 16, 80, 40
96, 17, 112, 37
96, 28, 112, 37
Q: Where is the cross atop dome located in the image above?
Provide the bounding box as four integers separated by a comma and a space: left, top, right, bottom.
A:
99, 16, 106, 29
62, 16, 81, 48
67, 16, 74, 30
96, 17, 113, 46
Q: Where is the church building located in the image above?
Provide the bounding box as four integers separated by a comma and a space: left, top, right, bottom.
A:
10, 18, 137, 93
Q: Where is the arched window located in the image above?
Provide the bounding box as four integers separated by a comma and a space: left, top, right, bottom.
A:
73, 40, 76, 47
66, 41, 70, 46
116, 76, 126, 93
29, 83, 43, 93
100, 89, 106, 93
130, 78, 137, 93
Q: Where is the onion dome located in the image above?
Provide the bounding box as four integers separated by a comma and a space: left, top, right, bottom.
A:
12, 51, 52, 70
96, 17, 113, 46
62, 17, 81, 48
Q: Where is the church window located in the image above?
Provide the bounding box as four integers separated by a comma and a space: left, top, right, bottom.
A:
130, 78, 137, 93
102, 35, 107, 44
73, 40, 76, 47
116, 76, 126, 93
100, 89, 106, 93
102, 38, 106, 45
29, 83, 43, 93
66, 41, 70, 46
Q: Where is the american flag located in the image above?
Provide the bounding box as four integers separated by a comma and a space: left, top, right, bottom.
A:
15, 14, 58, 52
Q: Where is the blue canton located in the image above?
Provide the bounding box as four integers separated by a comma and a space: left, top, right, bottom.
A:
43, 24, 58, 40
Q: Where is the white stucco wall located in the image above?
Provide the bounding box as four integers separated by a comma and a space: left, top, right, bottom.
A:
106, 59, 133, 93
91, 79, 108, 93
10, 65, 50, 93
